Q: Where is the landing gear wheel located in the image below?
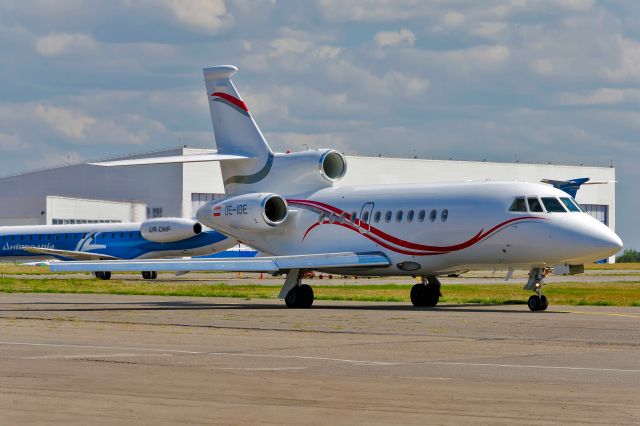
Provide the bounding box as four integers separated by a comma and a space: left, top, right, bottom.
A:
410, 281, 440, 307
95, 271, 111, 280
285, 284, 314, 308
539, 295, 548, 311
142, 271, 150, 279
528, 295, 547, 311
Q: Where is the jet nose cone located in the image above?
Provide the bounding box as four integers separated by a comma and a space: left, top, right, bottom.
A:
602, 230, 623, 253
584, 223, 623, 260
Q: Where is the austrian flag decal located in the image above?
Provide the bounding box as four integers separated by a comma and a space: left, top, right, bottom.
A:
212, 205, 221, 217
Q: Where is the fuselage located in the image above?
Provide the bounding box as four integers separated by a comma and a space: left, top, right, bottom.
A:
198, 180, 622, 276
0, 222, 236, 261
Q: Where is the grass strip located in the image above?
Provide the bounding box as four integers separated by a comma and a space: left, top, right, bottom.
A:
0, 277, 639, 307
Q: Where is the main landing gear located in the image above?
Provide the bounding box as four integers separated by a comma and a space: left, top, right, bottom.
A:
94, 271, 111, 280
280, 269, 314, 308
410, 276, 441, 307
524, 268, 550, 312
142, 271, 158, 280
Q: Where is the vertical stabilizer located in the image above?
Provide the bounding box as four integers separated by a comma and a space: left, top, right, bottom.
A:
203, 66, 274, 194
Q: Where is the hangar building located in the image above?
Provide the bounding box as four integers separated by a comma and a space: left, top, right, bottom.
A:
0, 147, 615, 243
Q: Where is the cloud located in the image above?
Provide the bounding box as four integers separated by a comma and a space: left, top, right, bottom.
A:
606, 36, 640, 83
35, 32, 96, 56
164, 0, 232, 34
554, 88, 640, 106
34, 104, 96, 140
374, 29, 416, 47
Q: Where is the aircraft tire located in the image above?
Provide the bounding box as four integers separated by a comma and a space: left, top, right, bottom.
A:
95, 271, 111, 280
528, 295, 544, 311
540, 295, 549, 311
142, 271, 150, 279
151, 271, 158, 280
410, 283, 440, 307
285, 284, 314, 308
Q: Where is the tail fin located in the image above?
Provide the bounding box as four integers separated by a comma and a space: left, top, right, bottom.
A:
204, 66, 274, 194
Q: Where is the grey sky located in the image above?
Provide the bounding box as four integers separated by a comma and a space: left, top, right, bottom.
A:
1, 0, 638, 248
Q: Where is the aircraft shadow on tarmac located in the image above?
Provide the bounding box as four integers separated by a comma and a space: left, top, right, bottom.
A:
0, 300, 549, 315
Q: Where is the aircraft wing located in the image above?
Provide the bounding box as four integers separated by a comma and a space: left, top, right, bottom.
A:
22, 247, 118, 261
90, 153, 249, 167
49, 252, 390, 273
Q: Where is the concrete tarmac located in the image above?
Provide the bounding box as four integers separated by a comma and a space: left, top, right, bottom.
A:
0, 293, 639, 424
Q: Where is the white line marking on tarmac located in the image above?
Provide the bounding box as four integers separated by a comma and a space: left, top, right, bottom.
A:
561, 310, 640, 318
23, 353, 172, 360
425, 361, 640, 373
1, 341, 639, 373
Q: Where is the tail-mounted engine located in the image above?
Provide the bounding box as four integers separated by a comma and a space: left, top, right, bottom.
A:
141, 218, 203, 243
197, 193, 288, 232
224, 149, 347, 196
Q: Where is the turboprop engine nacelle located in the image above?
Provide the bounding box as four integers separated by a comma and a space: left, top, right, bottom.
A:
198, 193, 288, 232
140, 218, 203, 243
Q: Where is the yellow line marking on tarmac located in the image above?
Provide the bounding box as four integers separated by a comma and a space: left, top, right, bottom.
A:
559, 310, 640, 318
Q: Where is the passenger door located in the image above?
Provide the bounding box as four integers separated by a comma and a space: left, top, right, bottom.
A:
358, 202, 375, 234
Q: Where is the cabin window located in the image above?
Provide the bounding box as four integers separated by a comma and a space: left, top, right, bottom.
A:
441, 209, 449, 222
374, 211, 381, 223
541, 197, 567, 213
407, 210, 414, 223
418, 210, 425, 222
509, 197, 527, 212
129, 232, 134, 238
527, 197, 544, 213
429, 209, 437, 222
318, 213, 325, 224
340, 212, 347, 224
351, 212, 357, 222
330, 214, 339, 224
560, 197, 582, 213
396, 210, 403, 222
362, 211, 370, 224
28, 235, 32, 241
385, 210, 392, 223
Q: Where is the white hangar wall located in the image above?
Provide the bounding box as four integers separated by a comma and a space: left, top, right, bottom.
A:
0, 148, 223, 225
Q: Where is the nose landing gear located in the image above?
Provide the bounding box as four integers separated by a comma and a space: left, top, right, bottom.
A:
410, 276, 441, 307
525, 268, 550, 311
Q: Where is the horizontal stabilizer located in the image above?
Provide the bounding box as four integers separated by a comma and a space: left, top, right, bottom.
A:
49, 252, 390, 273
22, 246, 118, 261
90, 153, 250, 167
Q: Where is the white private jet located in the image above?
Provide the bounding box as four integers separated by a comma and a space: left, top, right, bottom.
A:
51, 65, 623, 311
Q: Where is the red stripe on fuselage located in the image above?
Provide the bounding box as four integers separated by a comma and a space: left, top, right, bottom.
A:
211, 92, 248, 112
289, 199, 546, 256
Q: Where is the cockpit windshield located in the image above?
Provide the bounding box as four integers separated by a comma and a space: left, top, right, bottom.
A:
527, 197, 544, 213
560, 197, 582, 212
509, 196, 582, 213
541, 197, 567, 213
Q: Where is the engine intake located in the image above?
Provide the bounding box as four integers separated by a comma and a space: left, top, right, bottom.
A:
319, 150, 347, 181
141, 218, 203, 243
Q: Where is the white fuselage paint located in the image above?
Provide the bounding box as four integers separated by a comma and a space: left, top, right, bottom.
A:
198, 180, 622, 276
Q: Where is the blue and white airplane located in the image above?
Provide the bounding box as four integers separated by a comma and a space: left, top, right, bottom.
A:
0, 218, 241, 279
